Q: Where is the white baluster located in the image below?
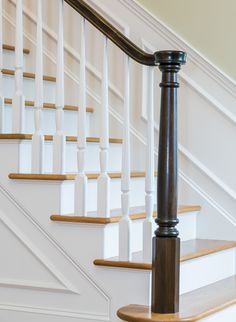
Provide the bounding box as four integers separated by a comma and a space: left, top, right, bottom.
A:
119, 55, 131, 260
53, 0, 65, 173
97, 36, 110, 217
143, 67, 155, 262
74, 17, 87, 216
31, 0, 44, 173
0, 0, 4, 133
12, 0, 25, 133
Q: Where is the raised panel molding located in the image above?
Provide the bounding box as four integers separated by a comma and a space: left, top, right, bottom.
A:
0, 212, 79, 294
0, 183, 110, 319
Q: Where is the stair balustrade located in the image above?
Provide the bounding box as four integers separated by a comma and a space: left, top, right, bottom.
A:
7, 0, 186, 315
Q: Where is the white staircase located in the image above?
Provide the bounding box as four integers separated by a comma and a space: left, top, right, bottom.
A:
0, 1, 236, 321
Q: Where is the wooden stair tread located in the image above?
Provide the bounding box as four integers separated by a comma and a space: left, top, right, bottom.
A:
94, 239, 236, 270
117, 275, 236, 321
4, 98, 94, 113
2, 68, 56, 82
9, 171, 155, 181
0, 133, 121, 143
50, 205, 201, 224
3, 44, 30, 54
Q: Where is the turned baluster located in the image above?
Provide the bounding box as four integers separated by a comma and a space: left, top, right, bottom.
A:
97, 36, 110, 218
119, 54, 131, 261
12, 0, 25, 133
53, 0, 66, 173
74, 17, 87, 216
31, 0, 44, 173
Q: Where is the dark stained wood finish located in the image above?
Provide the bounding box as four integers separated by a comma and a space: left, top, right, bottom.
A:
93, 239, 236, 269
117, 275, 236, 321
50, 205, 201, 224
152, 237, 180, 313
152, 51, 186, 314
65, 0, 157, 65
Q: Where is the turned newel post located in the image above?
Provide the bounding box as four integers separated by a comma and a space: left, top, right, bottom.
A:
151, 51, 186, 314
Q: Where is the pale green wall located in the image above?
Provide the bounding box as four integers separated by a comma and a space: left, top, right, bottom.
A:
136, 0, 236, 81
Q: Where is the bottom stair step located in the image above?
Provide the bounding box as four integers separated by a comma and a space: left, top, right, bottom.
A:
117, 275, 236, 321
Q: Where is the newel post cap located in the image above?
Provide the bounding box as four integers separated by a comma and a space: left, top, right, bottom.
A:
154, 50, 187, 66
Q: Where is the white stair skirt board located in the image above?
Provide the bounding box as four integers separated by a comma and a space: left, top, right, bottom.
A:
18, 140, 121, 173
3, 74, 56, 103
3, 49, 27, 70
4, 104, 91, 136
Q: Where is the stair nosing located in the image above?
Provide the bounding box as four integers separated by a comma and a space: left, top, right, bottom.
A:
0, 134, 122, 144
50, 206, 201, 224
8, 171, 156, 181
2, 68, 56, 82
3, 44, 30, 54
93, 239, 236, 270
4, 98, 94, 113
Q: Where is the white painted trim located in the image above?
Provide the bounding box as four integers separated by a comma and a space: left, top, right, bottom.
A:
140, 40, 236, 204
0, 279, 76, 293
141, 38, 236, 126
180, 171, 236, 227
0, 182, 110, 301
0, 304, 110, 320
119, 0, 236, 98
179, 146, 236, 202
0, 210, 79, 294
180, 72, 236, 126
6, 0, 124, 101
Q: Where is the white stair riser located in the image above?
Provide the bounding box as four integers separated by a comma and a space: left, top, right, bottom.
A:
60, 177, 157, 214
103, 211, 198, 258
3, 75, 56, 103
95, 247, 236, 301
4, 105, 91, 136
19, 140, 122, 173
180, 248, 236, 294
3, 50, 27, 70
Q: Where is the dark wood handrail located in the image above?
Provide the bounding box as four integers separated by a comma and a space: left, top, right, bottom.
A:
64, 0, 157, 66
